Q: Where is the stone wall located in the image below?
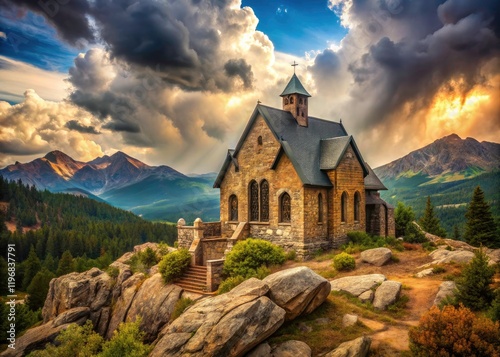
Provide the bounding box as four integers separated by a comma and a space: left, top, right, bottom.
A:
177, 226, 195, 249
202, 238, 227, 265
219, 114, 305, 252
387, 207, 395, 237
326, 145, 365, 245
206, 259, 224, 292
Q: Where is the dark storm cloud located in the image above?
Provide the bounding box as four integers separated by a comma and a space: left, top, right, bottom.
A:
3, 0, 255, 92
0, 139, 47, 155
1, 0, 94, 45
224, 59, 254, 89
65, 120, 100, 134
317, 0, 500, 131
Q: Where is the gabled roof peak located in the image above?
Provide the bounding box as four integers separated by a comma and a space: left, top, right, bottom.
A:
280, 73, 311, 97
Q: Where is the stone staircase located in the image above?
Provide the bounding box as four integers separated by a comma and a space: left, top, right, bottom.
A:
175, 265, 212, 294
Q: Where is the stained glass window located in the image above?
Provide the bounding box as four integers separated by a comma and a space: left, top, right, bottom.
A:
229, 195, 238, 221
260, 180, 269, 222
280, 192, 291, 223
318, 193, 323, 223
341, 191, 348, 222
354, 191, 361, 221
250, 181, 259, 221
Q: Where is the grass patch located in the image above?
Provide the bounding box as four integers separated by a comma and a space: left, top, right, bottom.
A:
432, 266, 447, 274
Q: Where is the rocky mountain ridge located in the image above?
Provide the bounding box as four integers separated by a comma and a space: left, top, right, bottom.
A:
375, 133, 499, 181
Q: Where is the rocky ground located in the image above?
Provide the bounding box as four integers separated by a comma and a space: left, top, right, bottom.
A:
2, 239, 499, 357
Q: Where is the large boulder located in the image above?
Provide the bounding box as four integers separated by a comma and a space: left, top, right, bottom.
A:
126, 273, 183, 342
0, 318, 87, 357
324, 336, 371, 357
271, 340, 312, 357
150, 278, 286, 357
330, 274, 386, 297
373, 281, 402, 310
42, 268, 113, 325
361, 248, 392, 266
433, 281, 457, 306
428, 249, 475, 265
263, 267, 331, 320
105, 272, 145, 339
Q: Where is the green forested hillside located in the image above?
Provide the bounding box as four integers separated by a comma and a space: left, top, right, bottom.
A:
0, 177, 176, 293
380, 171, 500, 236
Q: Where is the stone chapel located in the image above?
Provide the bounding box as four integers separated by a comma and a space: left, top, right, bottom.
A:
213, 73, 395, 257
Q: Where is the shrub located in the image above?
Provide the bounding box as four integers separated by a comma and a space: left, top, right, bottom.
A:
409, 305, 500, 357
106, 266, 120, 279
403, 222, 427, 243
343, 231, 403, 252
99, 319, 151, 357
455, 248, 495, 311
488, 289, 500, 322
432, 266, 446, 274
158, 249, 191, 284
223, 238, 285, 278
285, 250, 297, 261
333, 252, 355, 271
217, 275, 246, 294
422, 241, 437, 252
171, 297, 194, 321
127, 247, 160, 274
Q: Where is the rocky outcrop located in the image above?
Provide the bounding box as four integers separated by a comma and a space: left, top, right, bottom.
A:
433, 281, 457, 306
247, 341, 312, 357
0, 315, 88, 357
151, 278, 286, 357
263, 266, 331, 320
415, 268, 434, 278
373, 281, 402, 310
271, 340, 312, 357
324, 336, 371, 357
361, 248, 392, 266
330, 274, 386, 297
428, 249, 475, 265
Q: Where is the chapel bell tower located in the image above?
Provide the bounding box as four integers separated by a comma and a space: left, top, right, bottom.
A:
280, 66, 311, 127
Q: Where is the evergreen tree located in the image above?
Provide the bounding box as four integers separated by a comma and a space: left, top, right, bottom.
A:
56, 250, 75, 277
465, 186, 498, 248
419, 196, 447, 237
395, 202, 415, 237
26, 268, 55, 310
44, 253, 57, 273
22, 245, 42, 290
453, 225, 461, 240
455, 248, 495, 311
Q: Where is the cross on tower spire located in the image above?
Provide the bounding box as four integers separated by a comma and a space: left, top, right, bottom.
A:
291, 61, 298, 73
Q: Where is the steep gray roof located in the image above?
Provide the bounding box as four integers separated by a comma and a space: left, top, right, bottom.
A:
364, 163, 387, 190
280, 74, 311, 97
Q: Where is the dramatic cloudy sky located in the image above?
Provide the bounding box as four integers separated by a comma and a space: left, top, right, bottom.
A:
0, 0, 499, 173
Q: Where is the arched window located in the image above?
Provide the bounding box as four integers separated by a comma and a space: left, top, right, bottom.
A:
289, 96, 294, 104
229, 195, 238, 221
318, 193, 323, 223
260, 180, 269, 222
299, 98, 303, 105
280, 192, 291, 223
284, 98, 289, 105
249, 181, 259, 221
341, 191, 348, 222
257, 136, 263, 145
354, 191, 361, 222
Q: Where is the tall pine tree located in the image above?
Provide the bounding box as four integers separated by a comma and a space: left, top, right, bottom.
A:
22, 245, 42, 290
56, 250, 75, 277
465, 186, 498, 248
419, 196, 447, 237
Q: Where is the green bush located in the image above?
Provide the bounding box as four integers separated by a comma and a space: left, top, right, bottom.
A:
333, 252, 355, 271
217, 275, 246, 294
488, 289, 500, 322
285, 250, 297, 261
403, 222, 427, 243
223, 239, 285, 278
127, 247, 160, 274
455, 248, 495, 311
106, 266, 120, 279
171, 297, 194, 321
158, 249, 191, 284
432, 266, 446, 274
343, 231, 403, 252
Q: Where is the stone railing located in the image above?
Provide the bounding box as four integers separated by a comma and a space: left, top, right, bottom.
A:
206, 259, 224, 292
203, 221, 222, 238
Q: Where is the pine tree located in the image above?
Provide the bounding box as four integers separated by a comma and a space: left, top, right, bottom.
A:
56, 250, 75, 277
453, 225, 461, 240
26, 268, 55, 310
455, 248, 495, 311
419, 196, 447, 237
22, 245, 42, 290
465, 186, 498, 248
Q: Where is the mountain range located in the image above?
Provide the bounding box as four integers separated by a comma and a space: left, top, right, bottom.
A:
1, 133, 498, 233
0, 151, 219, 223
374, 133, 500, 234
